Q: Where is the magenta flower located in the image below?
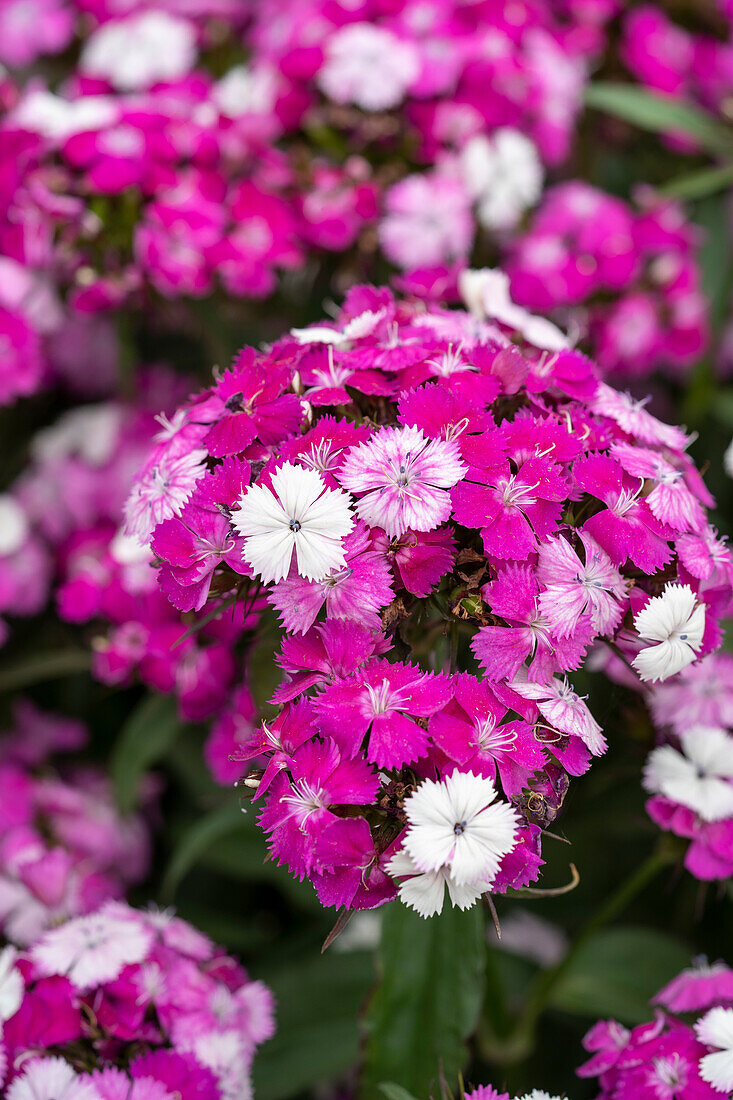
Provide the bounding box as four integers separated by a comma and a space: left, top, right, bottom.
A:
204, 351, 303, 458
259, 738, 379, 878
338, 425, 466, 539
274, 418, 371, 489
452, 452, 568, 560
316, 660, 450, 769
272, 620, 388, 705
429, 675, 546, 799
371, 525, 456, 598
574, 452, 674, 574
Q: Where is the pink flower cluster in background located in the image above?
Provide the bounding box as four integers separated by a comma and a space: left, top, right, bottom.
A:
0, 900, 275, 1099
506, 183, 709, 379
119, 280, 732, 916
0, 701, 153, 946
642, 651, 733, 882
0, 0, 629, 407
578, 956, 733, 1096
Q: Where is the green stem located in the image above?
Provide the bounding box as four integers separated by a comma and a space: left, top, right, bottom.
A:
479, 846, 672, 1064
0, 650, 92, 693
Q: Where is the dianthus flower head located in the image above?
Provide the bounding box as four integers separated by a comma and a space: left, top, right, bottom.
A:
232, 461, 354, 584
338, 425, 466, 539
633, 583, 706, 682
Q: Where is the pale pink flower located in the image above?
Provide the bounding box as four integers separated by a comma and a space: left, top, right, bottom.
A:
318, 23, 419, 111
32, 904, 152, 988
124, 450, 207, 543
7, 1058, 98, 1100
338, 426, 466, 538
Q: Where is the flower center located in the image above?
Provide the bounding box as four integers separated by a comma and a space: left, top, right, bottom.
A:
289, 520, 302, 532
453, 820, 467, 835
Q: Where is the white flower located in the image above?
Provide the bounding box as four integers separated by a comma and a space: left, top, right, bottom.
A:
11, 90, 118, 141
724, 437, 733, 478
696, 1006, 733, 1092
0, 945, 23, 1022
632, 583, 705, 682
214, 64, 277, 117
232, 462, 354, 584
514, 1093, 564, 1100
318, 23, 419, 111
643, 726, 733, 822
0, 496, 29, 557
7, 1057, 99, 1100
386, 849, 491, 919
458, 268, 569, 352
32, 404, 122, 467
461, 129, 543, 231
187, 1031, 251, 1100
401, 770, 518, 887
80, 11, 197, 91
32, 906, 153, 988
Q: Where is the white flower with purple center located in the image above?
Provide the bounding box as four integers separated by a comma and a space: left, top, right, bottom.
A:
643, 726, 733, 823
232, 461, 354, 584
338, 425, 466, 539
632, 583, 705, 682
401, 770, 519, 888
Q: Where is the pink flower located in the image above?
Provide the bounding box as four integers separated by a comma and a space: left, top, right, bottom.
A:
259, 738, 379, 878
513, 675, 606, 756
338, 426, 466, 539
379, 172, 474, 270
316, 660, 450, 769
429, 674, 546, 799
124, 450, 207, 543
371, 525, 456, 598
574, 453, 673, 574
656, 959, 733, 1014
0, 0, 74, 68
537, 532, 626, 638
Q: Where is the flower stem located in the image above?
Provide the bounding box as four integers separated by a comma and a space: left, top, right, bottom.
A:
478, 845, 673, 1064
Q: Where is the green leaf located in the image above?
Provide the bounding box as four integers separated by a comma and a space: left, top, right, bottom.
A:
380, 1086, 420, 1100
254, 950, 375, 1100
111, 694, 182, 813
584, 84, 733, 157
658, 162, 733, 202
360, 904, 486, 1099
161, 801, 246, 900
0, 649, 91, 693
549, 925, 689, 1023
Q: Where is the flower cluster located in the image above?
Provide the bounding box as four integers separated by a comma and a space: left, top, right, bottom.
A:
122, 280, 731, 917
621, 5, 733, 136
1, 370, 253, 723
0, 701, 153, 946
0, 900, 275, 1099
507, 183, 709, 379
578, 956, 733, 1096
0, 0, 617, 405
642, 651, 733, 882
